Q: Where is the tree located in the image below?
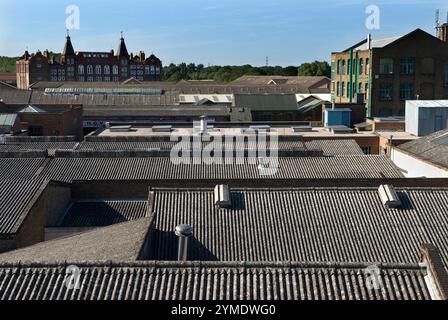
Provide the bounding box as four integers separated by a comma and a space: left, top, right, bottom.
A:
297, 61, 331, 77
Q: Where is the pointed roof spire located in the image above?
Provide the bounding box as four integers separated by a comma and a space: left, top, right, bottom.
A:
62, 30, 75, 56
117, 31, 129, 57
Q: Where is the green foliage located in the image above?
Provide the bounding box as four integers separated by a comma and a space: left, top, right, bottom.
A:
0, 56, 19, 72
163, 61, 330, 83
297, 60, 331, 77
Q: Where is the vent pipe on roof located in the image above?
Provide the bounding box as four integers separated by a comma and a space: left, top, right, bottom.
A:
175, 224, 193, 261
200, 115, 208, 134
214, 184, 231, 209
378, 184, 402, 208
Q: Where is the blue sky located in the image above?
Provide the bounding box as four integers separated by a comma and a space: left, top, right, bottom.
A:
0, 0, 447, 66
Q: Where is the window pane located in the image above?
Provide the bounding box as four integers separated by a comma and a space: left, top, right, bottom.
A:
379, 83, 393, 101
400, 57, 415, 75
380, 58, 393, 74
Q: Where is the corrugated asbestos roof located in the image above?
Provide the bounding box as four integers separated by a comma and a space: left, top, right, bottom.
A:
0, 142, 77, 152
0, 218, 152, 262
0, 158, 46, 180
59, 200, 148, 227
0, 180, 46, 234
0, 114, 17, 127
38, 156, 403, 183
234, 94, 298, 111
396, 129, 448, 169
149, 188, 448, 267
0, 261, 430, 300
76, 139, 364, 156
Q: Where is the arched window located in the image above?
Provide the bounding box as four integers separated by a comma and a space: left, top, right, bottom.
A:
113, 65, 119, 75
358, 82, 363, 93
336, 81, 340, 96
342, 82, 346, 97
337, 60, 341, 75
78, 65, 84, 74
359, 59, 364, 75
95, 65, 102, 74
365, 58, 369, 74
341, 60, 346, 75
104, 65, 110, 75
87, 65, 93, 75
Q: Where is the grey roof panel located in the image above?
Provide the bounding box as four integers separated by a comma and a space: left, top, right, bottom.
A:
0, 261, 430, 300
149, 188, 448, 267
40, 156, 403, 183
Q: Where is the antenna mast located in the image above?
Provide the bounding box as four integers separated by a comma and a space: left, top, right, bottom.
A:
436, 9, 440, 37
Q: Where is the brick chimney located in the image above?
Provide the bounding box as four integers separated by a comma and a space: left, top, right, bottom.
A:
139, 51, 145, 61
439, 23, 448, 43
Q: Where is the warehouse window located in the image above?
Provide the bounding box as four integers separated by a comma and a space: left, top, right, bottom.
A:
95, 65, 102, 74
358, 82, 363, 93
78, 65, 84, 74
336, 81, 340, 96
400, 57, 415, 75
87, 65, 93, 74
365, 58, 369, 74
380, 58, 394, 74
359, 58, 364, 75
342, 82, 346, 97
379, 83, 393, 101
400, 83, 414, 101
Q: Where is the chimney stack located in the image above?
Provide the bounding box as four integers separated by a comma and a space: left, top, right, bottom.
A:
439, 23, 448, 43
175, 224, 193, 261
139, 51, 145, 61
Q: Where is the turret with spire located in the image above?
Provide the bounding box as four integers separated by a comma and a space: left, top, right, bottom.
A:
117, 31, 129, 58
62, 30, 75, 63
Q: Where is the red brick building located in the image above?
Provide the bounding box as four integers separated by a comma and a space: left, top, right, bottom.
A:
16, 34, 163, 89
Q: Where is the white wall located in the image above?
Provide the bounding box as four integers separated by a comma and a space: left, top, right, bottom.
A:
391, 148, 448, 178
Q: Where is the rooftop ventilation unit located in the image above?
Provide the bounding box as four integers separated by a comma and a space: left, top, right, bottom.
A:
214, 184, 231, 209
249, 125, 271, 132
152, 125, 172, 132
175, 224, 193, 261
326, 125, 353, 134
292, 126, 313, 132
378, 184, 402, 208
109, 125, 134, 132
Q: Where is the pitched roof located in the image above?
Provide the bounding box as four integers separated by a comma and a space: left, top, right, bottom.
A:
0, 158, 46, 180
38, 156, 403, 183
19, 105, 47, 113
0, 261, 431, 300
148, 187, 448, 267
0, 180, 47, 234
396, 129, 448, 170
58, 200, 149, 227
76, 139, 365, 156
0, 217, 152, 262
234, 94, 299, 111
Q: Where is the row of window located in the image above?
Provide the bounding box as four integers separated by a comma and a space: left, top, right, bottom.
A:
379, 57, 441, 75
336, 58, 370, 76
76, 64, 161, 75
336, 81, 369, 98
379, 83, 416, 101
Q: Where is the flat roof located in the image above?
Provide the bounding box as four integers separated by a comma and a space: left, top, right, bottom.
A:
97, 126, 378, 138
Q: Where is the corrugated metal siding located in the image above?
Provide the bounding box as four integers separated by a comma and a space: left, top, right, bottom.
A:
60, 201, 148, 227
150, 188, 448, 267
0, 180, 44, 234
0, 262, 430, 300
39, 156, 403, 183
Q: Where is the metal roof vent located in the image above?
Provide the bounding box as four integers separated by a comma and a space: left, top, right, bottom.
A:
378, 184, 402, 208
214, 184, 231, 209
175, 224, 193, 261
